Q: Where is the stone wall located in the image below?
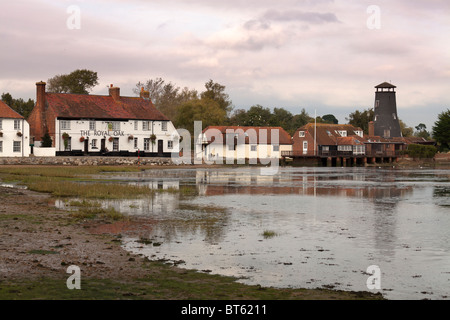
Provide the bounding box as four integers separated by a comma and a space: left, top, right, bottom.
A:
0, 156, 178, 166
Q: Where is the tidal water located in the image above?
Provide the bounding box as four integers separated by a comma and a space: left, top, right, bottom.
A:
59, 166, 450, 300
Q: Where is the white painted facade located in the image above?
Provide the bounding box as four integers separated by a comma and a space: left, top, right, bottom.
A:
54, 118, 179, 154
0, 118, 31, 157
196, 132, 292, 162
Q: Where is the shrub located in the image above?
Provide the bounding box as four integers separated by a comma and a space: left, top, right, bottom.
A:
406, 144, 437, 159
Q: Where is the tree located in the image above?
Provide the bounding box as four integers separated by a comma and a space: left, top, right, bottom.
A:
399, 120, 414, 137
322, 114, 339, 124
291, 109, 313, 132
1, 92, 35, 119
41, 131, 53, 148
432, 109, 450, 151
414, 123, 431, 140
243, 105, 273, 127
135, 78, 198, 121
47, 69, 99, 94
174, 98, 227, 136
200, 80, 233, 116
271, 108, 294, 130
346, 108, 374, 134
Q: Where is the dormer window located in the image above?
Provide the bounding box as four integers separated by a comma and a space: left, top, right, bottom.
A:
336, 130, 347, 137
355, 130, 363, 138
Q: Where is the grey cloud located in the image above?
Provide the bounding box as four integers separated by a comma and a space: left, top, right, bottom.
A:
243, 19, 271, 31
262, 9, 340, 24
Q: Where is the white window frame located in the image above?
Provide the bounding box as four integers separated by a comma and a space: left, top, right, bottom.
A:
91, 139, 98, 149
113, 138, 119, 151
14, 120, 21, 130
143, 121, 150, 131
299, 131, 305, 137
61, 120, 71, 130
0, 141, 3, 153
134, 138, 138, 149
161, 122, 168, 132
134, 121, 138, 131
111, 122, 120, 131
144, 138, 150, 151
251, 145, 257, 152
13, 141, 21, 153
303, 141, 308, 154
0, 119, 2, 130
168, 140, 174, 150
89, 121, 96, 131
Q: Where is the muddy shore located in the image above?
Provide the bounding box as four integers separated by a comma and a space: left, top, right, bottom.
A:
0, 184, 384, 300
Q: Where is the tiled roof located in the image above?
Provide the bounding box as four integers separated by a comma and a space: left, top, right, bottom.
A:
337, 136, 366, 145
202, 126, 293, 145
46, 93, 169, 121
296, 123, 364, 146
0, 100, 24, 119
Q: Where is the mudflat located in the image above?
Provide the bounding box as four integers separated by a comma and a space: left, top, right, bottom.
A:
0, 185, 384, 300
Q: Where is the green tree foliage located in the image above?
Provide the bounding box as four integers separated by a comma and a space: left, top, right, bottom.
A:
322, 114, 339, 124
406, 144, 437, 159
41, 131, 53, 148
200, 80, 233, 116
47, 69, 99, 94
432, 109, 450, 151
414, 123, 431, 140
346, 108, 374, 134
1, 92, 35, 119
229, 106, 312, 135
399, 120, 414, 137
174, 98, 227, 135
271, 108, 294, 129
291, 109, 314, 132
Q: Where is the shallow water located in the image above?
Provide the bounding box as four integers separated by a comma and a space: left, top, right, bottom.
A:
67, 167, 450, 299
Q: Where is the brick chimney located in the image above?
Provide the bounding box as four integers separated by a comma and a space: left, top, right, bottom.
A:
28, 81, 48, 145
109, 84, 120, 101
368, 121, 375, 136
140, 87, 150, 100
36, 81, 46, 111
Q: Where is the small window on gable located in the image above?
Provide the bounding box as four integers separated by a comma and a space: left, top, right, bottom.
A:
299, 131, 305, 138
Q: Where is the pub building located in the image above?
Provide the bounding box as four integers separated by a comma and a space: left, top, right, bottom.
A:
28, 82, 179, 157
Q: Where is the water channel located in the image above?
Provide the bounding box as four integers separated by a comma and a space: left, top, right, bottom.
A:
56, 166, 450, 300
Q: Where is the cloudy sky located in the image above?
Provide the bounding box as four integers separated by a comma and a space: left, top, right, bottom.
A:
1, 0, 449, 130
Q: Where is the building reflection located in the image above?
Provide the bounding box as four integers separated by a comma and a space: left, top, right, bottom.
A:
195, 170, 413, 200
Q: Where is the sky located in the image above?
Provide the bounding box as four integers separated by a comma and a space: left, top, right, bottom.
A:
0, 0, 449, 131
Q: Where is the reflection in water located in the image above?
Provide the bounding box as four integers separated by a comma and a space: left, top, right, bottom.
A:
58, 167, 450, 300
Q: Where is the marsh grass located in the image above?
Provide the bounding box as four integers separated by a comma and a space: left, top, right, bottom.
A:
70, 207, 125, 221
261, 230, 278, 239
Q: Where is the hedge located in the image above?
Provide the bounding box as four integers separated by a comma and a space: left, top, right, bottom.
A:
406, 144, 437, 159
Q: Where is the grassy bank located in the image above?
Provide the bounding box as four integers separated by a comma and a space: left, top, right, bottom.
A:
0, 265, 383, 300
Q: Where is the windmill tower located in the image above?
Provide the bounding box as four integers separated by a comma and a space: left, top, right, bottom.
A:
373, 82, 402, 138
